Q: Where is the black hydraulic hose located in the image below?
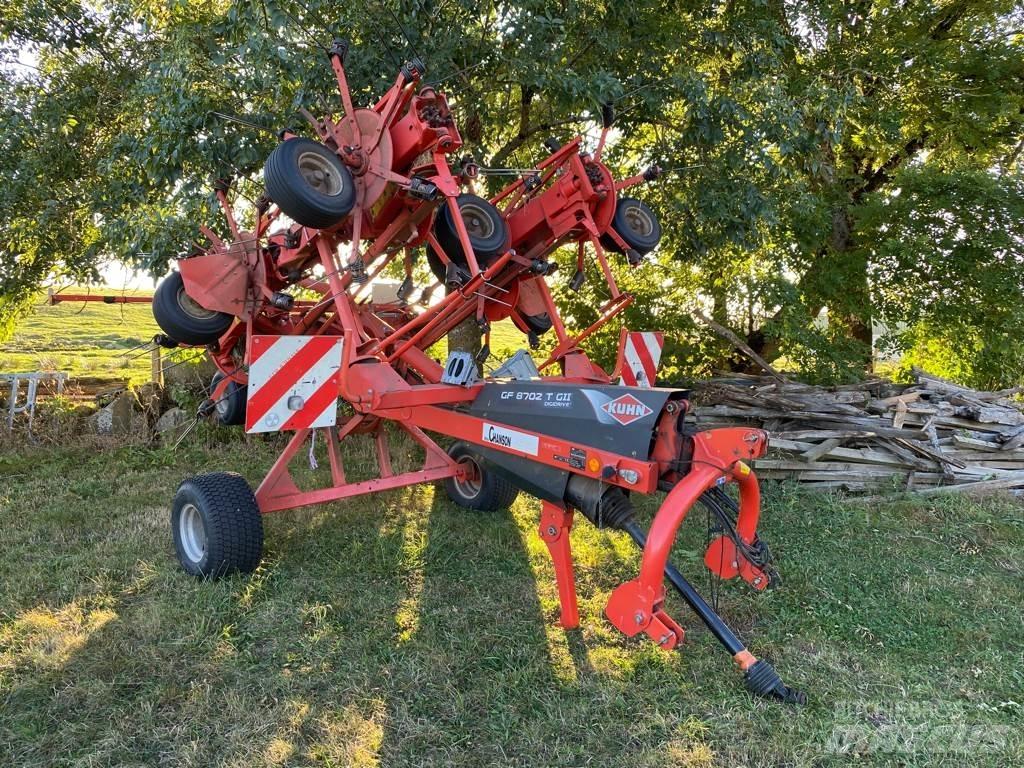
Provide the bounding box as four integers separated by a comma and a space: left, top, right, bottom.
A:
621, 520, 745, 656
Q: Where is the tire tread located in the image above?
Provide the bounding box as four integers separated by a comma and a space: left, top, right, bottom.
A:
173, 472, 263, 577
443, 442, 520, 512
153, 272, 233, 345
264, 138, 355, 229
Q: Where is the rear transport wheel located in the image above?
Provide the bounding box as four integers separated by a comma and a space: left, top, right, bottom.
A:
264, 137, 356, 229
210, 371, 247, 426
153, 271, 233, 345
171, 472, 264, 577
443, 441, 520, 511
600, 197, 662, 257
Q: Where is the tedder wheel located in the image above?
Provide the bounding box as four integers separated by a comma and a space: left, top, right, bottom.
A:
426, 193, 509, 280
443, 441, 519, 511
600, 197, 662, 257
263, 137, 356, 229
153, 271, 234, 345
209, 371, 246, 426
171, 472, 264, 578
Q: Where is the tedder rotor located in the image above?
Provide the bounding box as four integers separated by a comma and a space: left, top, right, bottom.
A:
154, 42, 804, 704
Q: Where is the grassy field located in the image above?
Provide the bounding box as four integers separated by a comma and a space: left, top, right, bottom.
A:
0, 288, 529, 389
0, 289, 160, 385
1, 432, 1022, 767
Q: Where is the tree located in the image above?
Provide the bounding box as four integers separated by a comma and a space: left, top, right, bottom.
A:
1, 0, 1022, 385
624, 0, 1024, 381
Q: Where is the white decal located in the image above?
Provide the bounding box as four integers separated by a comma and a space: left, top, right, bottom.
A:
481, 423, 539, 455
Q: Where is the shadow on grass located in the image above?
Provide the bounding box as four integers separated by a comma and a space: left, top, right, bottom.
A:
4, 441, 1023, 766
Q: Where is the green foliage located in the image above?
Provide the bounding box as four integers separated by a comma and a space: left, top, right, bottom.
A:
861, 168, 1024, 388
1, 1, 1022, 385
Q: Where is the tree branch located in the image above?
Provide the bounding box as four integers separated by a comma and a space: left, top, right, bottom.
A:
1004, 136, 1024, 172
853, 134, 928, 201
693, 309, 786, 380
488, 113, 582, 167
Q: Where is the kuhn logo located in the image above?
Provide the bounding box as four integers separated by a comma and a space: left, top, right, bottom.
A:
600, 394, 653, 425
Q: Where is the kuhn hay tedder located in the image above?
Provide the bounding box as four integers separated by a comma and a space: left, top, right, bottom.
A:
153, 42, 803, 703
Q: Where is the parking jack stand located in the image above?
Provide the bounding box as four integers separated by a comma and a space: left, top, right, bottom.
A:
538, 501, 579, 629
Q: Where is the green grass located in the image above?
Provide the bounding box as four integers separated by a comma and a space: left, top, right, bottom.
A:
0, 290, 530, 388
1, 433, 1022, 766
0, 288, 160, 384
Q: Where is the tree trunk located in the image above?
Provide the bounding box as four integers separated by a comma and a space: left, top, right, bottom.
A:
447, 314, 481, 371
744, 206, 872, 372
829, 208, 873, 370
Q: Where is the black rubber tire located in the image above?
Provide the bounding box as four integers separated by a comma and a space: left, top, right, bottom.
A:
153, 271, 233, 345
599, 197, 662, 256
519, 311, 552, 336
171, 472, 264, 578
210, 371, 246, 426
426, 194, 509, 280
443, 441, 519, 511
264, 137, 356, 229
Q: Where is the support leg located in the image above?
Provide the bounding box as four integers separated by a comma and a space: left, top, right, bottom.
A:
538, 501, 579, 629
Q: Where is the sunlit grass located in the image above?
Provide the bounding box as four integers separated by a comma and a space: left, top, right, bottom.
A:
1, 436, 1022, 766
0, 288, 159, 384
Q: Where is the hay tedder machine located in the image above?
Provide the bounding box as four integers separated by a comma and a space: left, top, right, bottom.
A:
152, 42, 803, 703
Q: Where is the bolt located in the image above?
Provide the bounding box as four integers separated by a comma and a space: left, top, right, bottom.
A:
634, 611, 645, 625
546, 525, 557, 536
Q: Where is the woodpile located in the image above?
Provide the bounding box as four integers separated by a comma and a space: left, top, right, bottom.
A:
690, 369, 1024, 494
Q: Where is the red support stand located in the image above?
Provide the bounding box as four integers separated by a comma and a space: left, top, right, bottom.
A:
537, 501, 579, 629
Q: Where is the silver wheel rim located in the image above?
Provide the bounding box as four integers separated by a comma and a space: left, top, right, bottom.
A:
179, 503, 207, 563
176, 285, 218, 320
623, 204, 654, 237
460, 203, 496, 241
454, 456, 483, 498
298, 151, 345, 196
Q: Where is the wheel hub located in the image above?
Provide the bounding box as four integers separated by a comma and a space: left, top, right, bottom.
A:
298, 151, 345, 196
454, 456, 483, 497
461, 204, 495, 240
176, 286, 218, 320
179, 503, 207, 563
623, 204, 654, 237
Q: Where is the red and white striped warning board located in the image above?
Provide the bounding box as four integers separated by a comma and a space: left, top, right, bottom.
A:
618, 331, 664, 388
245, 335, 343, 433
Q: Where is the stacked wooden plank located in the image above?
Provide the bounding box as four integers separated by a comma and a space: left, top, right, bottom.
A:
690, 369, 1024, 494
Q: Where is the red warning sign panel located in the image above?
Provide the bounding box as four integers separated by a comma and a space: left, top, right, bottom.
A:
245, 335, 343, 433
618, 331, 664, 388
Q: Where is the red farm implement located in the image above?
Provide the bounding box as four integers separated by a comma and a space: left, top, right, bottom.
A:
153, 42, 803, 703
